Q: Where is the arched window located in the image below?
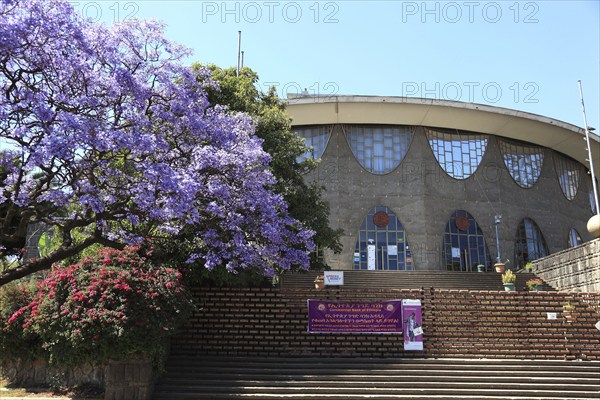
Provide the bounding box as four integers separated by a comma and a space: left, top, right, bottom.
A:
426, 128, 488, 179
590, 176, 598, 214
499, 139, 544, 188
554, 153, 581, 200
353, 206, 413, 270
293, 125, 332, 163
345, 125, 413, 174
442, 210, 492, 271
514, 218, 548, 268
568, 228, 583, 248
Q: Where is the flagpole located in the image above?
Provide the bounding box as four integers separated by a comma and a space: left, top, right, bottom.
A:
578, 80, 600, 217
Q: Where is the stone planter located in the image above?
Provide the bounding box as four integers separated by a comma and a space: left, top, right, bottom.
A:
494, 263, 506, 273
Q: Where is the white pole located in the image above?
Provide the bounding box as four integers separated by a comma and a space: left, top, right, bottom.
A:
578, 80, 600, 216
237, 31, 242, 77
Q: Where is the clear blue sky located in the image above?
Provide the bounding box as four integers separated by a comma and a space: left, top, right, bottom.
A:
76, 0, 599, 131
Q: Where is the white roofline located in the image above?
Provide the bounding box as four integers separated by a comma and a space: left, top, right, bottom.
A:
286, 95, 588, 134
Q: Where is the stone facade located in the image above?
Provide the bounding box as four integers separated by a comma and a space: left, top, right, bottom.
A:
531, 238, 600, 292
302, 125, 595, 270
0, 359, 103, 388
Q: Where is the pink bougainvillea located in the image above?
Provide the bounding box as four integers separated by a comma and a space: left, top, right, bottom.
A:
0, 246, 193, 367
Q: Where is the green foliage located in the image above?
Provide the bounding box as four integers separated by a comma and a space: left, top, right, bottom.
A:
0, 246, 194, 369
0, 280, 44, 361
193, 65, 343, 269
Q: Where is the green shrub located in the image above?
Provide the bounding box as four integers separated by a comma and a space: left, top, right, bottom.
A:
0, 280, 44, 361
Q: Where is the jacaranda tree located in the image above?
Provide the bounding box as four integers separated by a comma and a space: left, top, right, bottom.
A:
0, 0, 314, 286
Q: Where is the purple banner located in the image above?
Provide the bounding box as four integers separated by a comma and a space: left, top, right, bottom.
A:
307, 300, 402, 333
401, 299, 423, 350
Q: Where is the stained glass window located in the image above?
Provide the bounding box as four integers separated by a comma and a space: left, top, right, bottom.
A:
353, 206, 413, 271
442, 210, 492, 271
568, 228, 583, 248
294, 125, 332, 163
554, 153, 582, 200
499, 139, 544, 188
590, 176, 598, 214
345, 125, 413, 174
514, 218, 549, 268
426, 128, 488, 179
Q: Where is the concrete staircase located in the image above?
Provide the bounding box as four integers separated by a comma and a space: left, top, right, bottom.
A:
152, 357, 600, 399
280, 270, 553, 291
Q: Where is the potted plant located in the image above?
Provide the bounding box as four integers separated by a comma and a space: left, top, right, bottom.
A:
494, 259, 510, 273
494, 262, 506, 273
501, 270, 517, 291
526, 277, 544, 291
314, 274, 325, 289
477, 264, 486, 273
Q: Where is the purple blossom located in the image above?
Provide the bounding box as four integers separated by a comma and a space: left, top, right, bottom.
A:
0, 0, 314, 281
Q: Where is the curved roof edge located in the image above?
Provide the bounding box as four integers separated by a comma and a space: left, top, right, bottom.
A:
286, 95, 600, 179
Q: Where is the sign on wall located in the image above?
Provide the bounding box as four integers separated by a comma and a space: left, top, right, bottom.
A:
367, 244, 376, 270
323, 271, 344, 286
388, 245, 398, 256
307, 300, 402, 334
401, 299, 423, 351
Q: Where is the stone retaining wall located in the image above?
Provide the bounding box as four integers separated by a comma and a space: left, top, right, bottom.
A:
172, 287, 600, 360
531, 239, 600, 292
0, 359, 153, 400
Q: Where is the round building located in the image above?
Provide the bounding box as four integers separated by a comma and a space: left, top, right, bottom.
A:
287, 96, 599, 271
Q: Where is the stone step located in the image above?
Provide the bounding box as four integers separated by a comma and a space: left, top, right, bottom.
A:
163, 357, 600, 372
153, 387, 600, 399
280, 270, 552, 291
162, 363, 600, 375
153, 357, 600, 400
153, 396, 600, 400
156, 380, 599, 390
162, 374, 600, 383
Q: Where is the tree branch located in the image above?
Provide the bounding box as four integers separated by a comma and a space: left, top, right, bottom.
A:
0, 234, 125, 286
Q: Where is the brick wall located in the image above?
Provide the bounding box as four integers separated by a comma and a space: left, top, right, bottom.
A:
532, 238, 600, 292
172, 287, 600, 360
